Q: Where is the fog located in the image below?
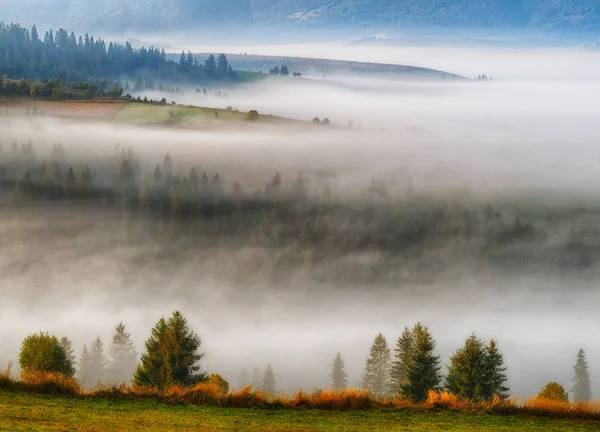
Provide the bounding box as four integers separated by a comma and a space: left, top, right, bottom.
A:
2, 42, 600, 397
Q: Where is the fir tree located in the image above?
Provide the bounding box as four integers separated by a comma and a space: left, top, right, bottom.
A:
362, 333, 392, 397
261, 365, 276, 396
401, 323, 441, 402
107, 322, 137, 385
331, 352, 348, 390
391, 327, 414, 393
572, 349, 592, 402
134, 311, 205, 390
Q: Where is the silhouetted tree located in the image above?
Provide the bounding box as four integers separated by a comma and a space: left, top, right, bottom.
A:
331, 352, 348, 389
362, 333, 392, 397
107, 322, 137, 385
391, 327, 414, 393
572, 349, 592, 402
261, 365, 276, 396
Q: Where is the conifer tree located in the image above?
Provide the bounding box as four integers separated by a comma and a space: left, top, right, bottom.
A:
391, 327, 414, 393
483, 339, 509, 400
445, 334, 486, 401
134, 311, 205, 390
88, 336, 107, 387
331, 352, 348, 389
401, 323, 441, 402
261, 365, 276, 396
362, 333, 392, 397
572, 349, 592, 402
107, 322, 138, 385
59, 337, 76, 371
78, 344, 92, 385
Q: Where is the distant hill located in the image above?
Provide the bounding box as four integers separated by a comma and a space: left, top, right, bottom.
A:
194, 54, 466, 81
1, 0, 600, 33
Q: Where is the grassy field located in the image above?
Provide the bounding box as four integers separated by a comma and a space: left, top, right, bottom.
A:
1, 390, 599, 432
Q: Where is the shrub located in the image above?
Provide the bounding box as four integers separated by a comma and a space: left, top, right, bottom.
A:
19, 333, 75, 377
208, 373, 230, 395
247, 110, 259, 121
538, 382, 569, 402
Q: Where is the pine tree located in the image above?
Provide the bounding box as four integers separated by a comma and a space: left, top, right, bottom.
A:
58, 337, 76, 371
572, 349, 592, 402
88, 336, 107, 387
261, 365, 276, 396
391, 327, 414, 393
134, 311, 205, 390
401, 323, 441, 402
362, 333, 392, 397
445, 334, 486, 401
483, 339, 509, 400
331, 352, 348, 389
107, 322, 137, 385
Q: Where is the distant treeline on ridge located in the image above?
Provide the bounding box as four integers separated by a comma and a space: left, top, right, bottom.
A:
0, 22, 237, 85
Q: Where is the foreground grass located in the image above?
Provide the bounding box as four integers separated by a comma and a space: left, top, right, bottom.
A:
1, 391, 599, 432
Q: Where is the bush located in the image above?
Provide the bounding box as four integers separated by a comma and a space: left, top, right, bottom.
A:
208, 373, 230, 395
19, 333, 75, 377
538, 382, 569, 402
247, 110, 259, 121
83, 90, 93, 99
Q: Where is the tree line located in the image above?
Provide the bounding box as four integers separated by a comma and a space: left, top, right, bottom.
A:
0, 22, 237, 86
2, 140, 596, 284
15, 310, 593, 403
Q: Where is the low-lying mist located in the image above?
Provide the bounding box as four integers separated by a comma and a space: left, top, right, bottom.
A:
2, 53, 600, 397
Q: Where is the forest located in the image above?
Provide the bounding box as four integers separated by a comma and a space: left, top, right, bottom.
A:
0, 22, 237, 85
1, 138, 599, 285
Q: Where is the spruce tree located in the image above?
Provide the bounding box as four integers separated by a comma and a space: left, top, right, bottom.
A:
331, 352, 348, 390
391, 327, 414, 393
134, 311, 205, 390
362, 333, 392, 397
88, 336, 107, 387
261, 365, 276, 396
572, 349, 592, 402
59, 337, 77, 371
78, 344, 92, 385
107, 322, 138, 385
445, 334, 486, 401
483, 339, 509, 400
401, 323, 441, 402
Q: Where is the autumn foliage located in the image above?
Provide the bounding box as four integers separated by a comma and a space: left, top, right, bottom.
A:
2, 365, 600, 419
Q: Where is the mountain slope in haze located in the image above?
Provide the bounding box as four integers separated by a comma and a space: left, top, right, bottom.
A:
1, 0, 600, 33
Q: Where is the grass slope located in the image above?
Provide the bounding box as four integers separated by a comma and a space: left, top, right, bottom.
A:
1, 391, 599, 432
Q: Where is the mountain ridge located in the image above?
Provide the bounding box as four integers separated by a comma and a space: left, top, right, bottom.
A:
1, 0, 599, 33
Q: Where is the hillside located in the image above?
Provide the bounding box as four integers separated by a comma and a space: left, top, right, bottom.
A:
197, 54, 466, 80
2, 0, 600, 33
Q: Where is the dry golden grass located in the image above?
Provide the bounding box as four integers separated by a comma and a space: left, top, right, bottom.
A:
2, 366, 600, 419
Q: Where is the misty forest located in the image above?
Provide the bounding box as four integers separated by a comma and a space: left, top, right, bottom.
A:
1, 8, 600, 431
